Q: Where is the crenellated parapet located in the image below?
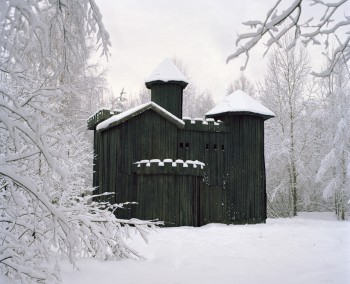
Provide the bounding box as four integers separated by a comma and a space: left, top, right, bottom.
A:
87, 108, 122, 130
182, 117, 229, 132
133, 159, 205, 176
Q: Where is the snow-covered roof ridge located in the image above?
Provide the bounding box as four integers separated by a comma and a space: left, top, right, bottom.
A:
96, 101, 185, 131
206, 90, 275, 119
145, 58, 188, 84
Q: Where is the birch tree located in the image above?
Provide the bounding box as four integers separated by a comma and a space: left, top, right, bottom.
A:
259, 39, 311, 217
226, 73, 257, 98
0, 1, 157, 282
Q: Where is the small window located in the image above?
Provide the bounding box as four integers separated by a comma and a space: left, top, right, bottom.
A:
185, 142, 189, 148
206, 144, 209, 150
179, 142, 183, 148
214, 144, 217, 150
221, 145, 225, 151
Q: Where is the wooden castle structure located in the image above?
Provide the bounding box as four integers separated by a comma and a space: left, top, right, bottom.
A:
87, 59, 274, 226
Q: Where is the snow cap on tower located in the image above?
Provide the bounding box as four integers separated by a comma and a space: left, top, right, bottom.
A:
206, 90, 275, 120
145, 58, 188, 89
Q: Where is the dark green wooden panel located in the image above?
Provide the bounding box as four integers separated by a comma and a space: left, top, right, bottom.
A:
150, 83, 183, 118
133, 171, 203, 227
91, 106, 268, 226
214, 114, 267, 224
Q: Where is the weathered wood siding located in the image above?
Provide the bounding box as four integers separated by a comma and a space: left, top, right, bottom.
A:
150, 83, 183, 118
96, 109, 179, 219
177, 119, 229, 225
133, 163, 203, 226
215, 114, 267, 224
92, 109, 267, 225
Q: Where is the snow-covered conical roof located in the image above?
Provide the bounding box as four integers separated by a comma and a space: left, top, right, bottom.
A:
206, 90, 275, 119
145, 58, 188, 87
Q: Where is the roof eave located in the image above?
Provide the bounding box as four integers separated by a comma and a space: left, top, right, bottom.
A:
205, 111, 275, 121
145, 80, 188, 89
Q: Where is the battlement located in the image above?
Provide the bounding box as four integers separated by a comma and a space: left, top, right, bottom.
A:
87, 108, 122, 130
182, 117, 229, 132
132, 159, 205, 176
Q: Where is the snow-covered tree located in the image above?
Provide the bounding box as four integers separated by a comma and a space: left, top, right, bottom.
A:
122, 86, 151, 111
228, 0, 349, 76
136, 86, 151, 105
315, 64, 350, 220
0, 1, 157, 282
58, 61, 110, 188
226, 73, 257, 98
182, 87, 215, 118
259, 39, 312, 217
172, 57, 215, 118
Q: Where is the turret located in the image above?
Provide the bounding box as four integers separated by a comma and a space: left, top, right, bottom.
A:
206, 90, 275, 223
145, 58, 188, 119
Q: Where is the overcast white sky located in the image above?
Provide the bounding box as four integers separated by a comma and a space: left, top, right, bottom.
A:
97, 0, 349, 102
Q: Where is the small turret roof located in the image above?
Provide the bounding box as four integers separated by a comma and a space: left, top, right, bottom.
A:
145, 58, 188, 85
206, 90, 275, 119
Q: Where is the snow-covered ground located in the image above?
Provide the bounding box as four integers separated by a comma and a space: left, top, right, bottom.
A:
60, 212, 349, 284
1, 212, 349, 284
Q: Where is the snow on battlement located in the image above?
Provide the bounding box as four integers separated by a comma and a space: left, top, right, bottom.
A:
135, 159, 204, 169
133, 159, 205, 176
182, 117, 227, 132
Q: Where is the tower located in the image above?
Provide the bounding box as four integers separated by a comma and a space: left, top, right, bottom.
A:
206, 90, 275, 223
145, 58, 188, 118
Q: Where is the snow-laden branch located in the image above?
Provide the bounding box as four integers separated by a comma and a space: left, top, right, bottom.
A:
228, 0, 349, 76
0, 163, 161, 281
0, 1, 156, 283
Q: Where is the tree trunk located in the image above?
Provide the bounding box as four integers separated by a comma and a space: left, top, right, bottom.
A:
289, 91, 297, 217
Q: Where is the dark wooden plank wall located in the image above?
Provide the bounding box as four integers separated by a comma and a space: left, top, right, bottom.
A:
97, 110, 179, 219
150, 83, 184, 118
133, 164, 203, 226
177, 119, 229, 225
217, 115, 266, 224
94, 110, 267, 225
177, 119, 228, 187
